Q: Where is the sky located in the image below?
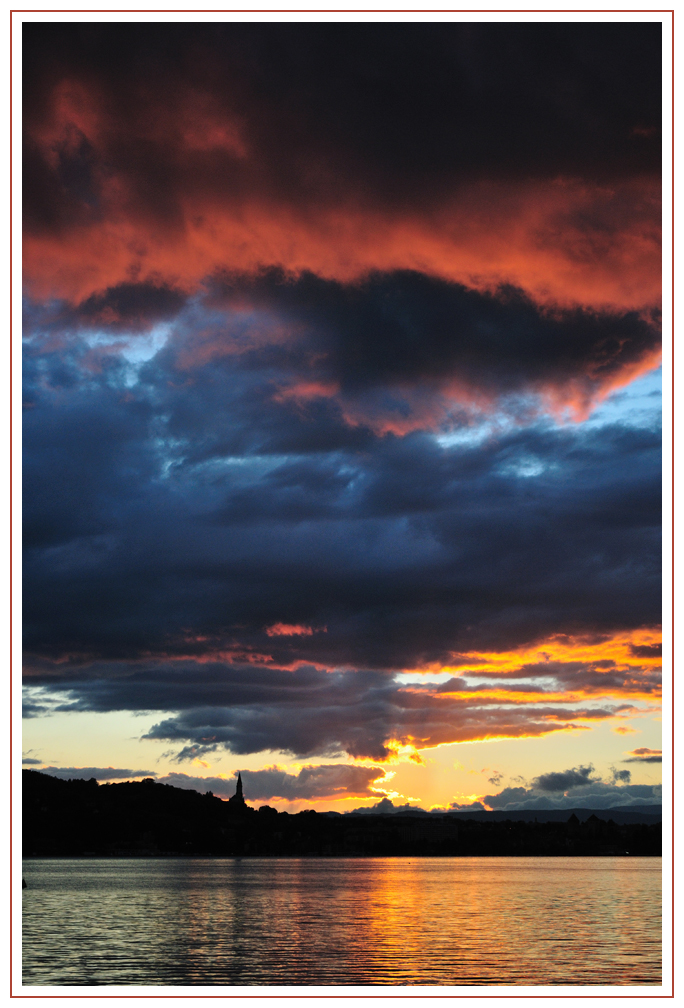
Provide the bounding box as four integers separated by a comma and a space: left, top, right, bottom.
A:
22, 19, 663, 813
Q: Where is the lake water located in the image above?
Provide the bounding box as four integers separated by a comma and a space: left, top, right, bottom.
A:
21, 857, 661, 988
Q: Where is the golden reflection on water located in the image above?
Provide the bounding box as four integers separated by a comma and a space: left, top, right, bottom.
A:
22, 857, 661, 987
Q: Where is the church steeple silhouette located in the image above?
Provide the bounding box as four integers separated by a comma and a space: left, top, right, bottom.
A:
227, 771, 247, 811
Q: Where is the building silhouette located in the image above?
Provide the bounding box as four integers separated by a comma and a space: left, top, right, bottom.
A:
227, 772, 248, 813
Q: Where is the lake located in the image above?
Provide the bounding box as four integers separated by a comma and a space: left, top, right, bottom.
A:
21, 857, 661, 987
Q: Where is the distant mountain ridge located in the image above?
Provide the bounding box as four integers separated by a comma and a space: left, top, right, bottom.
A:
439, 806, 661, 825
333, 806, 661, 825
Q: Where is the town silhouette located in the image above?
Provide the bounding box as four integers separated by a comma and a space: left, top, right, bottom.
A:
23, 769, 661, 858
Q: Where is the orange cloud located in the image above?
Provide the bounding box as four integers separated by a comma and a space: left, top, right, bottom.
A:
23, 78, 660, 314
624, 747, 662, 762
418, 628, 663, 678
24, 178, 660, 315
537, 343, 663, 423
24, 75, 661, 433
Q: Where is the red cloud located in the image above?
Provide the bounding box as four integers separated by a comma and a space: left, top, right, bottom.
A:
24, 76, 660, 315
23, 61, 661, 434
24, 177, 660, 315
265, 623, 325, 637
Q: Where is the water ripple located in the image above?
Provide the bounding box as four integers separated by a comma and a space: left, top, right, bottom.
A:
22, 856, 661, 987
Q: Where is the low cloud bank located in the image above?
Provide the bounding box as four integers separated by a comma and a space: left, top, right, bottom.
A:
38, 766, 155, 781
449, 763, 661, 811
154, 763, 390, 802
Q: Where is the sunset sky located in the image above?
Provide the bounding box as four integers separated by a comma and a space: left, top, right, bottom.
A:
21, 17, 663, 813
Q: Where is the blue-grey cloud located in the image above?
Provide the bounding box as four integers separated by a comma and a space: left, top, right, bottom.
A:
22, 330, 661, 674
39, 766, 156, 781
532, 765, 598, 792
448, 767, 661, 811
22, 334, 660, 760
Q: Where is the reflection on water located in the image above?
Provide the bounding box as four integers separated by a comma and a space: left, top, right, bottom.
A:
22, 857, 661, 987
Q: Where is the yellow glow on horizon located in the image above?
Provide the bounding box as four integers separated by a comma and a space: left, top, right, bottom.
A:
449, 792, 486, 806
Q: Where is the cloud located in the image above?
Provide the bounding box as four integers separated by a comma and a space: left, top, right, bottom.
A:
22, 757, 43, 765
200, 271, 660, 428
153, 763, 390, 802
609, 767, 632, 784
265, 623, 323, 637
30, 282, 187, 336
22, 350, 661, 670
39, 766, 156, 781
22, 348, 660, 760
623, 747, 662, 763
23, 24, 660, 313
23, 659, 636, 762
21, 24, 662, 772
531, 765, 599, 792
21, 357, 660, 763
449, 765, 661, 811
629, 643, 662, 658
437, 657, 661, 698
25, 269, 661, 437
22, 699, 51, 718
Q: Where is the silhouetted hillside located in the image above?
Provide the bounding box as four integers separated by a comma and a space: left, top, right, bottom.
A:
23, 770, 661, 857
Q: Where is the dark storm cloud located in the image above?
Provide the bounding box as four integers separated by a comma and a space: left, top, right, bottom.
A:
23, 23, 660, 311
22, 23, 662, 766
72, 283, 186, 332
21, 345, 660, 765
200, 270, 660, 424
22, 284, 185, 343
22, 385, 155, 554
22, 659, 630, 760
23, 22, 660, 226
23, 268, 661, 433
629, 642, 662, 658
141, 693, 629, 762
22, 322, 661, 673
